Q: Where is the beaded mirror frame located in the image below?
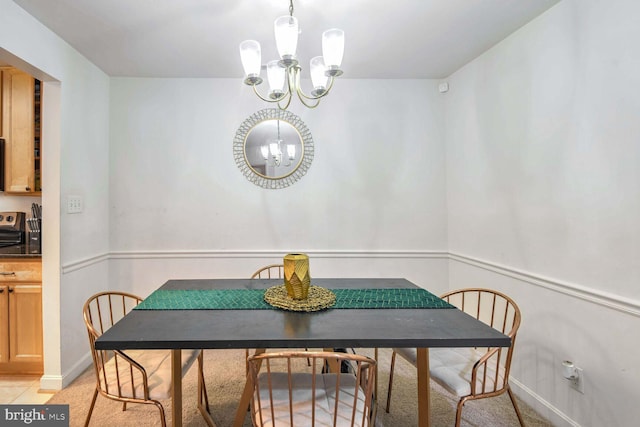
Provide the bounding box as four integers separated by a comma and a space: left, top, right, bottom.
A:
233, 108, 314, 189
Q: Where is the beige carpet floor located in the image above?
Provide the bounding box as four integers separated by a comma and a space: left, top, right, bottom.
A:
47, 348, 552, 426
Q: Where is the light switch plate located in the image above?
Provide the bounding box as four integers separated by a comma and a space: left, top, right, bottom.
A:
67, 195, 83, 214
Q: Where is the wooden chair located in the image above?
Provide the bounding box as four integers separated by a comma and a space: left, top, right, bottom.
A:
251, 264, 284, 279
385, 288, 525, 427
248, 351, 377, 427
83, 291, 211, 427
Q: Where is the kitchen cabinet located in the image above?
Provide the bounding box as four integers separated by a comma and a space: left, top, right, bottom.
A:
0, 258, 43, 374
0, 67, 42, 195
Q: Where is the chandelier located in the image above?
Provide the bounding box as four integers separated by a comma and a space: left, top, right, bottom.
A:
261, 120, 296, 167
239, 0, 345, 110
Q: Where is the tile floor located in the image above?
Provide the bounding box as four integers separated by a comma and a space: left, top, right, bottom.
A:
0, 376, 55, 404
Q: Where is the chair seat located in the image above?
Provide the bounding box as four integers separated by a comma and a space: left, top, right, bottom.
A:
252, 372, 367, 427
102, 349, 200, 400
393, 347, 502, 397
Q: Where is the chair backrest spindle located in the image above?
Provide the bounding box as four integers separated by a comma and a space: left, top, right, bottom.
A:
251, 264, 284, 279
248, 351, 376, 427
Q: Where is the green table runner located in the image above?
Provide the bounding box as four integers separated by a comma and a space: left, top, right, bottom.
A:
134, 288, 453, 310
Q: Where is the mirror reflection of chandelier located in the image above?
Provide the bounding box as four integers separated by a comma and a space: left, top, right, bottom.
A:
261, 120, 296, 167
239, 0, 345, 110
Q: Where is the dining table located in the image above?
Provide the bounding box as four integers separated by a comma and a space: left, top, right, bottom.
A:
94, 278, 511, 427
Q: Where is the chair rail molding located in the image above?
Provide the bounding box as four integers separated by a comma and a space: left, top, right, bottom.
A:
450, 252, 640, 317
61, 252, 110, 274
107, 249, 449, 259
61, 249, 638, 316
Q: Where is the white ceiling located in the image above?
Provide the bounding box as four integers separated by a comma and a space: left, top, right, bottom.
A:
13, 0, 560, 79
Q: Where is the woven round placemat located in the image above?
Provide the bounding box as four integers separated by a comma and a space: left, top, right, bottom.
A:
264, 285, 336, 312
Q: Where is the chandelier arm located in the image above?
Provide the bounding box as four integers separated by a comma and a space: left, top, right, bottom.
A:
251, 84, 291, 104
298, 76, 336, 102
295, 91, 322, 108
251, 85, 279, 103
277, 94, 293, 110
291, 64, 334, 103
287, 68, 318, 107
325, 76, 336, 93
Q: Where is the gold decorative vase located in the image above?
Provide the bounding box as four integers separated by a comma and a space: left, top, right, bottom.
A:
283, 253, 311, 300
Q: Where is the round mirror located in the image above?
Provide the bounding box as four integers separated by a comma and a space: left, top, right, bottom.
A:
234, 109, 314, 189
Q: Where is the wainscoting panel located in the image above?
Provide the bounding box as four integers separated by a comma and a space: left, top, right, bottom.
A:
58, 249, 638, 427
449, 255, 640, 427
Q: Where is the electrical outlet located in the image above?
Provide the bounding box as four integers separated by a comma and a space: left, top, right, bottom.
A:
569, 367, 585, 394
67, 195, 83, 214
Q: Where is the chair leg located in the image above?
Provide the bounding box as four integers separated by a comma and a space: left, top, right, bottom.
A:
507, 386, 526, 426
197, 350, 218, 427
83, 387, 99, 427
455, 397, 466, 427
153, 401, 167, 427
385, 351, 397, 413
198, 351, 210, 411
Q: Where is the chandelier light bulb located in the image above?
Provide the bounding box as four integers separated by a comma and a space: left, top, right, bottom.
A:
267, 60, 286, 98
322, 28, 344, 76
310, 56, 329, 96
287, 144, 296, 160
274, 15, 299, 66
269, 142, 281, 157
260, 145, 269, 160
239, 40, 263, 85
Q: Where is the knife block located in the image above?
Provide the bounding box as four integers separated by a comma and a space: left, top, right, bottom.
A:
28, 231, 41, 254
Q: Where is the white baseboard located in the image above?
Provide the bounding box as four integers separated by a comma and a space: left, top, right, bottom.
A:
38, 374, 64, 392
62, 352, 93, 388
41, 352, 93, 391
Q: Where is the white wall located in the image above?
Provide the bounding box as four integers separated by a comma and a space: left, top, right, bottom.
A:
445, 0, 640, 425
108, 78, 449, 295
0, 194, 41, 216
4, 2, 638, 425
0, 0, 111, 388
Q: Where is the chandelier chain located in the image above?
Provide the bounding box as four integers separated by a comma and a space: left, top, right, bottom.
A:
289, 0, 294, 17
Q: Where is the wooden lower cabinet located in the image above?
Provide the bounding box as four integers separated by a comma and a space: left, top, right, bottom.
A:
0, 259, 43, 374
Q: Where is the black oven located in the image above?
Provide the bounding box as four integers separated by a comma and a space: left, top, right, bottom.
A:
0, 212, 25, 247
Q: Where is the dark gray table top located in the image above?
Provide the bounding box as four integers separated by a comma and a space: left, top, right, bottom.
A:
95, 278, 510, 350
